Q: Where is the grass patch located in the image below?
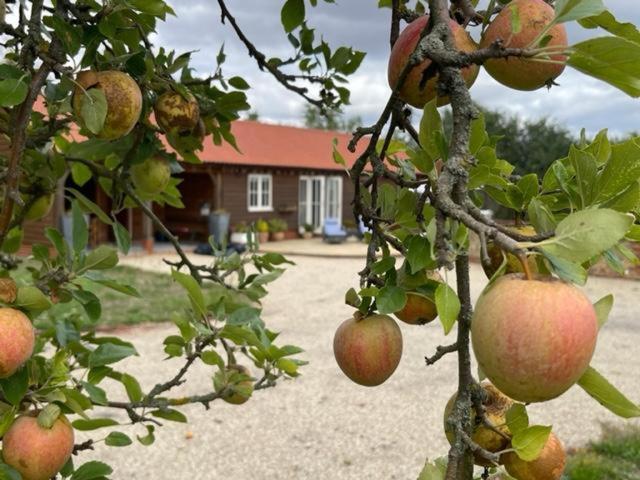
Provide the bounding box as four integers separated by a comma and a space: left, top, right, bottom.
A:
14, 265, 188, 327
565, 424, 640, 480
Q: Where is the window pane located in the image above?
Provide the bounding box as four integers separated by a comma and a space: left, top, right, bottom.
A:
261, 177, 270, 207
249, 177, 258, 207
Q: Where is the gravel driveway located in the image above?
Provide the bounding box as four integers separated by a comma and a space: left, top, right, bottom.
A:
80, 254, 640, 479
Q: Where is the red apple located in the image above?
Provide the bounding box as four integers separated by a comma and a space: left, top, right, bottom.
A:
0, 307, 35, 378
503, 432, 566, 480
472, 274, 597, 402
388, 16, 479, 107
333, 313, 403, 386
481, 0, 568, 91
2, 414, 75, 480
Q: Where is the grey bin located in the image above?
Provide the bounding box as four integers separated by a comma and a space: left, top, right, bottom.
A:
208, 211, 230, 246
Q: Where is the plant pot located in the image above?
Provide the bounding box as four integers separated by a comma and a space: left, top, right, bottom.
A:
208, 211, 230, 246
258, 231, 269, 243
301, 231, 313, 239
230, 232, 248, 244
270, 232, 285, 241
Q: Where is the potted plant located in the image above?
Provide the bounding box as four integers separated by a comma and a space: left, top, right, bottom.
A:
230, 222, 250, 245
268, 218, 288, 241
301, 223, 314, 239
255, 219, 269, 243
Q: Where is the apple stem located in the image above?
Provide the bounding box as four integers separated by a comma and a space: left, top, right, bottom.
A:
518, 253, 534, 280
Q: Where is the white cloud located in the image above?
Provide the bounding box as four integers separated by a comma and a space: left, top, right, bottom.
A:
156, 0, 640, 136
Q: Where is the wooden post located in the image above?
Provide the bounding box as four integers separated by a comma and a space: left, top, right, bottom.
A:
142, 201, 154, 254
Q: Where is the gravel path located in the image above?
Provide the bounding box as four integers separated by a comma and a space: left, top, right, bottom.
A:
80, 255, 640, 479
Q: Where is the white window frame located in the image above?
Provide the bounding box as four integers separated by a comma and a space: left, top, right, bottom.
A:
247, 173, 273, 212
325, 176, 343, 223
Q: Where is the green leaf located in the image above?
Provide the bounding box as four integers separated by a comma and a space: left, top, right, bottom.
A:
593, 294, 613, 329
37, 404, 61, 429
201, 350, 225, 368
345, 287, 361, 308
553, 0, 605, 23
89, 343, 138, 367
151, 409, 187, 423
0, 462, 21, 480
81, 381, 108, 406
0, 78, 28, 107
579, 10, 640, 45
516, 174, 539, 210
83, 246, 119, 271
105, 431, 132, 447
370, 256, 396, 275
406, 236, 433, 274
0, 368, 28, 406
67, 188, 113, 225
72, 418, 119, 431
281, 0, 305, 33
527, 198, 556, 233
71, 162, 92, 187
376, 286, 406, 314
137, 425, 155, 446
538, 209, 633, 264
70, 461, 113, 480
505, 403, 529, 435
578, 366, 640, 418
419, 99, 444, 162
511, 425, 552, 461
228, 76, 250, 90
541, 250, 588, 285
113, 222, 131, 254
72, 200, 88, 253
171, 269, 206, 317
569, 147, 598, 208
435, 283, 460, 335
568, 36, 640, 97
80, 89, 108, 135
15, 286, 52, 313
119, 373, 143, 403
468, 113, 487, 155
597, 138, 640, 201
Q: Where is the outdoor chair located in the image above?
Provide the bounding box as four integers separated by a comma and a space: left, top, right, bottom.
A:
322, 218, 348, 244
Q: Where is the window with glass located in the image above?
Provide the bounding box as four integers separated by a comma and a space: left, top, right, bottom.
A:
247, 174, 272, 212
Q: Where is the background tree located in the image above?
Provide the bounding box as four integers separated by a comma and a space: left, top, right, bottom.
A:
303, 104, 362, 132
444, 106, 575, 178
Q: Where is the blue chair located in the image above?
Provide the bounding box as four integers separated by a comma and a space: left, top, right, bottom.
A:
322, 218, 348, 244
357, 217, 371, 239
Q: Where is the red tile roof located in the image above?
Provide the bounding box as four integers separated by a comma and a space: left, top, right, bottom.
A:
34, 97, 364, 171
198, 120, 363, 171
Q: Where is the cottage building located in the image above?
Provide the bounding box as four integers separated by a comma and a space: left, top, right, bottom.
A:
5, 120, 362, 253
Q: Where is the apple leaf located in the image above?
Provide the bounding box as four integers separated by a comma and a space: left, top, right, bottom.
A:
537, 208, 633, 264
417, 461, 445, 480
568, 36, 640, 98
553, 0, 605, 24
105, 431, 133, 447
70, 461, 113, 480
579, 10, 640, 45
578, 366, 640, 418
72, 418, 119, 431
376, 285, 406, 314
511, 425, 552, 462
0, 462, 21, 480
37, 404, 61, 429
171, 269, 206, 318
281, 0, 305, 33
594, 294, 614, 329
0, 78, 28, 107
345, 287, 361, 308
505, 403, 529, 435
435, 283, 460, 335
540, 250, 587, 285
419, 99, 444, 163
406, 236, 432, 274
80, 88, 108, 135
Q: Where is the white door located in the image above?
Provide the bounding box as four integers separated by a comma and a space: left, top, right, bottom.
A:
325, 176, 343, 223
299, 176, 325, 233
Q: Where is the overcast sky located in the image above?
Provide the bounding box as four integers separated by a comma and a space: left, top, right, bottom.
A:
155, 1, 640, 137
